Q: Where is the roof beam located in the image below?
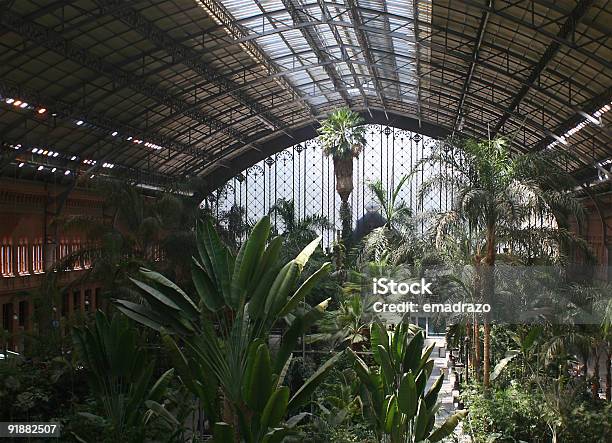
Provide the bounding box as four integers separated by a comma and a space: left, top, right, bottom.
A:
345, 0, 389, 116
452, 0, 491, 134
533, 86, 612, 152
463, 0, 610, 71
491, 0, 595, 136
317, 0, 370, 104
412, 0, 423, 127
0, 79, 206, 161
193, 0, 317, 118
0, 8, 251, 146
96, 0, 284, 131
280, 0, 352, 107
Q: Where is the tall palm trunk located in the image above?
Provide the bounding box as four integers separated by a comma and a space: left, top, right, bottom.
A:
333, 156, 354, 202
473, 320, 481, 380
482, 224, 496, 388
333, 156, 354, 241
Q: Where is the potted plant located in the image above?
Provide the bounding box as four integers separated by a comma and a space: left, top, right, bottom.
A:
318, 108, 366, 240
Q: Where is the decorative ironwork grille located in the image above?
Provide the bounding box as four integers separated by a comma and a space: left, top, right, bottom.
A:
211, 125, 451, 246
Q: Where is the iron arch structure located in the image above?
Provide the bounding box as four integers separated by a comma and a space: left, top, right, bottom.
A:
0, 0, 609, 189
209, 123, 452, 247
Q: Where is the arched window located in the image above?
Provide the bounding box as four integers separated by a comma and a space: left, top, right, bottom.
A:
16, 239, 29, 275
1, 241, 13, 277
32, 239, 44, 274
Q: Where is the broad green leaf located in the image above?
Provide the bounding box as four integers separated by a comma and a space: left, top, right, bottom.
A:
295, 236, 322, 269
490, 350, 520, 381
418, 343, 436, 372
114, 301, 164, 332
145, 400, 180, 426
261, 386, 290, 430
279, 262, 332, 316
370, 322, 389, 365
427, 410, 467, 442
262, 428, 291, 443
377, 345, 395, 386
287, 350, 343, 411
403, 330, 424, 373
346, 348, 372, 387
139, 268, 198, 314
424, 373, 444, 409
129, 277, 180, 310
384, 394, 398, 434
148, 368, 174, 402
192, 258, 224, 311
274, 303, 327, 373
245, 343, 273, 412
397, 372, 417, 418
258, 236, 283, 274
414, 398, 430, 442
248, 263, 282, 319
232, 216, 270, 306
265, 261, 300, 316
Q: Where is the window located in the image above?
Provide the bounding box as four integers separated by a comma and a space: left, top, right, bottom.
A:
95, 287, 101, 309
32, 241, 44, 273
84, 289, 91, 311
17, 240, 29, 275
73, 290, 81, 311
2, 304, 13, 332
62, 292, 69, 317
82, 243, 92, 269
18, 301, 28, 327
59, 242, 69, 260
72, 239, 81, 269
1, 243, 13, 276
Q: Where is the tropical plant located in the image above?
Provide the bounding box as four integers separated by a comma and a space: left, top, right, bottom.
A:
362, 176, 419, 265
414, 137, 585, 386
269, 198, 330, 259
72, 311, 177, 442
318, 107, 367, 240
114, 216, 343, 441
348, 323, 466, 442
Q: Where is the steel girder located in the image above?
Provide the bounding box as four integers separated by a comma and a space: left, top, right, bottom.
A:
280, 0, 352, 107
194, 0, 317, 118
0, 8, 251, 146
534, 86, 612, 152
452, 1, 491, 134
345, 0, 390, 114
0, 79, 205, 161
96, 0, 286, 131
491, 0, 595, 135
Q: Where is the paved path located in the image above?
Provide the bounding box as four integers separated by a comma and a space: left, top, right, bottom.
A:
429, 343, 471, 442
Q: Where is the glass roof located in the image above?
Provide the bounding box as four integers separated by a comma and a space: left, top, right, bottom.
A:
219, 0, 423, 107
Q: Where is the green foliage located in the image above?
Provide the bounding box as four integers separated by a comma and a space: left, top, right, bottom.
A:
116, 216, 342, 441
72, 311, 177, 442
348, 323, 466, 442
462, 382, 549, 442
318, 108, 366, 160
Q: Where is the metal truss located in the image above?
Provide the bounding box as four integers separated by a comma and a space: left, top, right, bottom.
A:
280, 0, 352, 107
0, 79, 206, 161
492, 0, 595, 135
194, 0, 317, 118
0, 8, 251, 146
95, 0, 285, 131
345, 0, 389, 114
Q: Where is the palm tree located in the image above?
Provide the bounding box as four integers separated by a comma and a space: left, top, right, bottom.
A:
269, 198, 329, 258
361, 175, 419, 264
414, 137, 585, 387
318, 108, 367, 240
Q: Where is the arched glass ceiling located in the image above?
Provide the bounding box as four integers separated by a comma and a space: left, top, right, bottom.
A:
0, 0, 609, 189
